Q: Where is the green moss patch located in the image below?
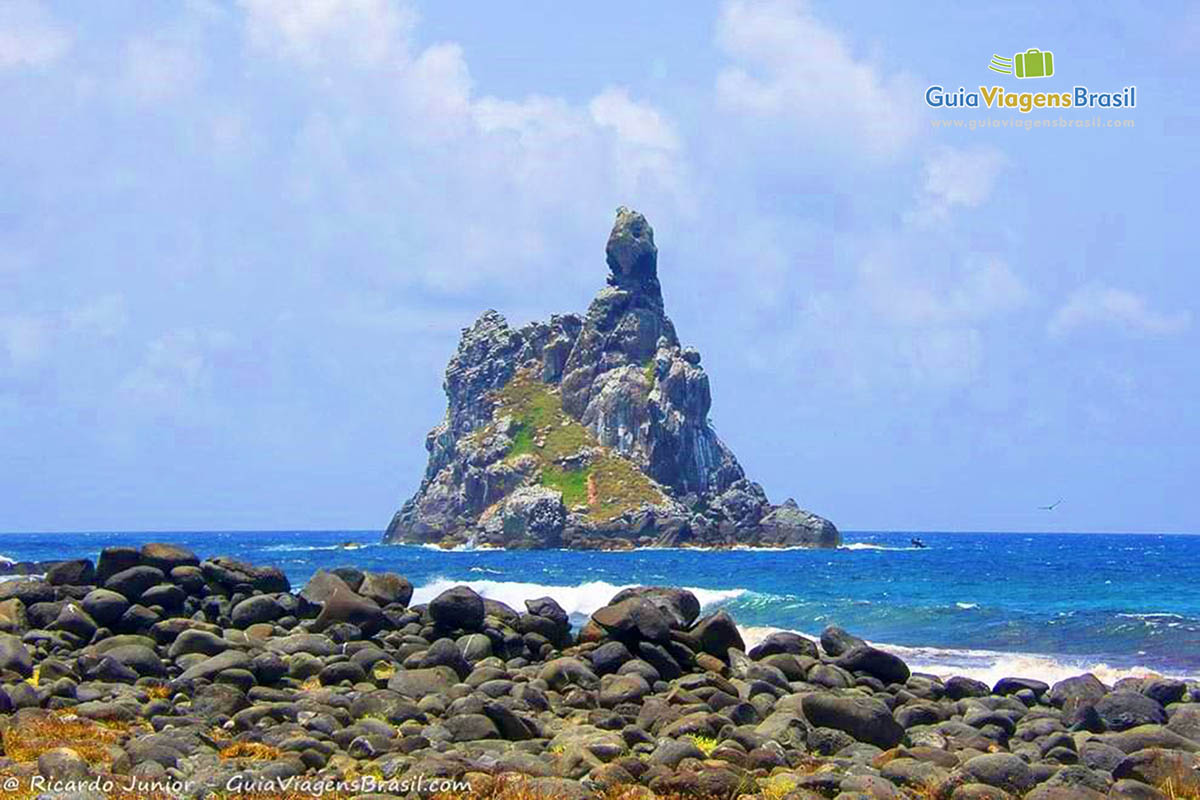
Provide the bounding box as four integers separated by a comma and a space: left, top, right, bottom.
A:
541, 464, 589, 506
489, 372, 665, 521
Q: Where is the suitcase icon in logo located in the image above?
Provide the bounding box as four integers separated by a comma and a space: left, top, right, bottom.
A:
1014, 48, 1054, 78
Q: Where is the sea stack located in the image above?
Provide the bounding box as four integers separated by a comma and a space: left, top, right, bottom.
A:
384, 208, 839, 550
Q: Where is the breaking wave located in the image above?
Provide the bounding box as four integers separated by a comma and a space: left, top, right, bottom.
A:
410, 577, 745, 618
739, 625, 1179, 686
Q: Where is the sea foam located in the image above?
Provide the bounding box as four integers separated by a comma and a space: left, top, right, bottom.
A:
410, 577, 744, 618
739, 625, 1179, 686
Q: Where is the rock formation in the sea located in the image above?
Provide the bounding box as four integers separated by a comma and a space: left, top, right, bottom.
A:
384, 208, 839, 550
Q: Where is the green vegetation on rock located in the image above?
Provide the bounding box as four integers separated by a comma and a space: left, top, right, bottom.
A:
541, 464, 589, 506
492, 372, 664, 521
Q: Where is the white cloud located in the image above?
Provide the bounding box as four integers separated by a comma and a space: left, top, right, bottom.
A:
0, 0, 70, 69
0, 314, 50, 367
1049, 285, 1192, 337
65, 294, 128, 339
862, 253, 1029, 328
590, 88, 681, 152
714, 0, 919, 158
239, 0, 414, 67
910, 146, 1007, 225
122, 37, 202, 102
118, 329, 236, 417
233, 0, 690, 294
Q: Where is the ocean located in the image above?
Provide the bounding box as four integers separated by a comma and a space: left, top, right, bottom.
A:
3, 530, 1196, 686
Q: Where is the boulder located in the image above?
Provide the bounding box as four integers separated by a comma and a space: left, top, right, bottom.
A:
387, 666, 459, 697
538, 657, 599, 691
836, 645, 911, 685
104, 566, 165, 601
139, 543, 199, 574
820, 625, 865, 657
358, 572, 413, 607
96, 546, 142, 583
960, 753, 1037, 796
525, 596, 569, 627
0, 598, 27, 633
608, 586, 700, 628
178, 650, 253, 682
299, 570, 353, 606
800, 693, 904, 749
230, 594, 285, 628
45, 559, 95, 586
0, 632, 33, 677
54, 603, 97, 640
200, 557, 289, 594
591, 597, 671, 643
0, 579, 54, 605
1096, 691, 1168, 731
691, 610, 745, 659
81, 588, 130, 627
428, 586, 485, 631
489, 486, 567, 548
1113, 748, 1200, 792
748, 631, 819, 660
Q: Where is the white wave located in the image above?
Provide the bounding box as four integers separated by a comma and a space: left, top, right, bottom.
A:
0, 573, 43, 583
261, 543, 376, 553
417, 543, 501, 552
1117, 612, 1185, 621
739, 625, 1191, 684
469, 567, 504, 575
410, 577, 744, 618
0, 554, 15, 566
955, 602, 980, 610
839, 543, 923, 552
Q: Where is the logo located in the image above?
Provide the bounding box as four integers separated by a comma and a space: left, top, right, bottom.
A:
989, 49, 1055, 79
923, 46, 1135, 114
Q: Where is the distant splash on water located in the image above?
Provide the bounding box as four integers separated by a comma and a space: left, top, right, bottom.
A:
839, 543, 925, 552
410, 577, 745, 618
739, 624, 1180, 686
261, 543, 378, 553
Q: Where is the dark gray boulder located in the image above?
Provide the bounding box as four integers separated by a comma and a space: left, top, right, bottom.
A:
81, 588, 129, 628
45, 559, 95, 586
608, 586, 700, 629
230, 594, 285, 628
1096, 691, 1168, 731
836, 645, 911, 685
749, 631, 819, 660
139, 543, 199, 574
0, 632, 33, 677
591, 598, 671, 643
428, 585, 485, 631
691, 610, 745, 660
96, 546, 141, 583
821, 625, 866, 657
311, 588, 383, 635
358, 572, 413, 607
104, 566, 166, 601
800, 693, 904, 749
200, 557, 289, 594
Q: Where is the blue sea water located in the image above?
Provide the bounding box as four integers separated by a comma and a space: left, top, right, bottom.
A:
2, 530, 1197, 684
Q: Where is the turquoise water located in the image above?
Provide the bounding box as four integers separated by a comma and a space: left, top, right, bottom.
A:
2, 530, 1197, 682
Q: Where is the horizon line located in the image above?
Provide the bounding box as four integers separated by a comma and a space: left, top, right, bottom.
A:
0, 528, 1196, 537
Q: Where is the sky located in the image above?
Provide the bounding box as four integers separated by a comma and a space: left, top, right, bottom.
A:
1, 1, 1196, 534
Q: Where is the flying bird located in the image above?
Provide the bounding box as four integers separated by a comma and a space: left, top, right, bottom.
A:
1038, 499, 1063, 511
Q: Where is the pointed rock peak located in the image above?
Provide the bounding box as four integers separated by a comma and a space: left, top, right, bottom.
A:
605, 206, 661, 300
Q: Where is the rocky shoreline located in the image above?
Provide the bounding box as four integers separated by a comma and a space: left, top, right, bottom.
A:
0, 545, 1198, 800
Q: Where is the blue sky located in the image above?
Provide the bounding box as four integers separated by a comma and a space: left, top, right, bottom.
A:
1, 1, 1196, 534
